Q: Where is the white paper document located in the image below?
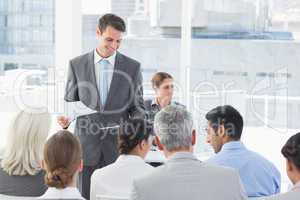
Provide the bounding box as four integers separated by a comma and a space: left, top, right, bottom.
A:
64, 101, 98, 122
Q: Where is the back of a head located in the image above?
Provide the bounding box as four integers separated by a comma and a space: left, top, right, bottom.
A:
98, 13, 126, 33
118, 118, 154, 155
43, 130, 82, 189
1, 110, 51, 176
205, 105, 243, 140
282, 132, 300, 172
154, 105, 193, 151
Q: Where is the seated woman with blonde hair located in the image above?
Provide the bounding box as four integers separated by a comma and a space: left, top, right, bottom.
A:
0, 110, 51, 197
39, 130, 84, 199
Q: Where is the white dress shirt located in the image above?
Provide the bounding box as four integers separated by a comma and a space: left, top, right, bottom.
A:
94, 49, 116, 95
38, 187, 85, 199
90, 155, 154, 200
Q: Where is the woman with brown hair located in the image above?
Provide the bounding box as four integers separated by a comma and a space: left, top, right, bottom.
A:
90, 119, 154, 200
145, 72, 185, 122
39, 130, 84, 199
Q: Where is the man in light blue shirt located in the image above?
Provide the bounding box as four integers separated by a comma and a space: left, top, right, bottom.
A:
205, 105, 281, 198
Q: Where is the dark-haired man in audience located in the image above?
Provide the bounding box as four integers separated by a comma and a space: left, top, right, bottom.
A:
205, 105, 281, 198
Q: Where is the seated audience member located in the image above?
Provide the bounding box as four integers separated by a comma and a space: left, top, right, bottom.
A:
262, 132, 300, 200
144, 72, 184, 122
130, 105, 246, 200
39, 130, 84, 199
90, 119, 154, 200
205, 105, 281, 197
0, 110, 51, 196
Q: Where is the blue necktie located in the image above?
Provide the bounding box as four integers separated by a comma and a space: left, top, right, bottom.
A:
99, 59, 109, 107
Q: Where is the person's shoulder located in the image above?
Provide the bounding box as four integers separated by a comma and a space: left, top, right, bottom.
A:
70, 51, 92, 66
263, 190, 300, 200
135, 164, 165, 183
91, 163, 116, 179
117, 52, 140, 67
247, 149, 279, 171
206, 153, 225, 164
204, 162, 237, 173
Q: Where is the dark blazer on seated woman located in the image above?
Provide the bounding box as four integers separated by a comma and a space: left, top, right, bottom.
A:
0, 166, 46, 196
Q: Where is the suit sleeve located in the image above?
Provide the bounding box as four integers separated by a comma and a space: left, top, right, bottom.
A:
128, 65, 146, 119
64, 60, 80, 102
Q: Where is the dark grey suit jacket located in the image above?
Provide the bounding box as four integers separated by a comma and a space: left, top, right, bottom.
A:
64, 51, 145, 166
0, 166, 47, 197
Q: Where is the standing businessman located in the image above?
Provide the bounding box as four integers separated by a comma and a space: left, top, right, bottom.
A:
58, 14, 145, 200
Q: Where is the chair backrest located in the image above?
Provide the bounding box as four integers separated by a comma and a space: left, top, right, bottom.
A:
96, 194, 129, 200
0, 194, 36, 200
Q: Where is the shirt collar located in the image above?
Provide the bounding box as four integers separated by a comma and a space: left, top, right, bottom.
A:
167, 152, 199, 162
94, 49, 116, 67
41, 187, 84, 199
221, 141, 246, 151
116, 154, 146, 163
151, 98, 174, 107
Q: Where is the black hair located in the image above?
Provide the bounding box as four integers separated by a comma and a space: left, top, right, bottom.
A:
281, 132, 300, 171
205, 105, 243, 140
98, 13, 126, 33
118, 119, 154, 154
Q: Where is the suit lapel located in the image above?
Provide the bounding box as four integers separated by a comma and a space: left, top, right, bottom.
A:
104, 52, 123, 110
87, 51, 101, 111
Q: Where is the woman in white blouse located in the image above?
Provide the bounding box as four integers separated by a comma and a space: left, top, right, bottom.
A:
39, 130, 84, 200
90, 119, 155, 200
264, 132, 300, 200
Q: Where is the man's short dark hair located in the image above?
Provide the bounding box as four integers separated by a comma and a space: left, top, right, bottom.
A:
98, 13, 126, 33
118, 119, 154, 154
205, 105, 243, 140
281, 132, 300, 171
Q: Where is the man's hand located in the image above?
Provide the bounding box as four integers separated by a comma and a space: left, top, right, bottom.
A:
57, 116, 71, 129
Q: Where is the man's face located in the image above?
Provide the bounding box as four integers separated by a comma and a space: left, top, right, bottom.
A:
206, 122, 223, 153
96, 26, 123, 57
